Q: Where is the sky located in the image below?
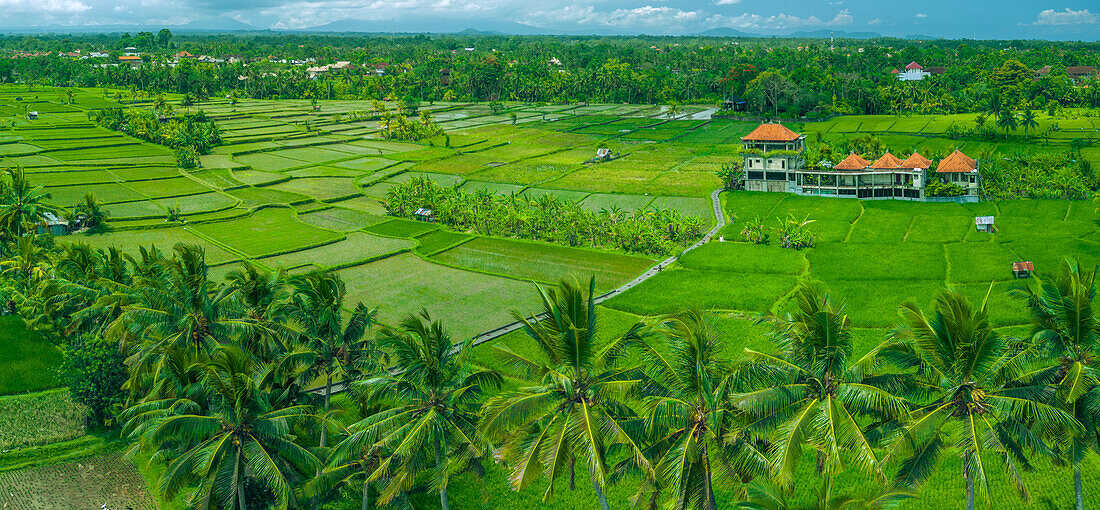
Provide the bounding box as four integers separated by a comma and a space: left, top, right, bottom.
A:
0, 0, 1098, 40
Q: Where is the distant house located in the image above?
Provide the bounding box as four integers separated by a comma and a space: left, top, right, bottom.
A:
123, 46, 138, 56
1033, 65, 1052, 79
1013, 261, 1034, 279
1066, 66, 1098, 83
594, 148, 614, 162
174, 51, 195, 59
36, 212, 69, 236
894, 62, 931, 81
26, 111, 37, 120
118, 55, 143, 66
936, 149, 981, 197
975, 216, 995, 233
739, 123, 980, 202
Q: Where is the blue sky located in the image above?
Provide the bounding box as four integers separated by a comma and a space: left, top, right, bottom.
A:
2, 0, 1098, 39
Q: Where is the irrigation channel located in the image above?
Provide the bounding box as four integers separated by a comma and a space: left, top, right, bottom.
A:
312, 188, 727, 395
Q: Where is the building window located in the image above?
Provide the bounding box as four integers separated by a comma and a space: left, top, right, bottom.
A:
781, 159, 786, 169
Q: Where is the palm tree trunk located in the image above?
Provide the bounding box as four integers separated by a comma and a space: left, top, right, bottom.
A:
703, 446, 717, 510
1075, 463, 1084, 510
321, 373, 332, 448
362, 477, 370, 510
965, 463, 975, 510
569, 455, 576, 491
591, 473, 610, 510
436, 435, 450, 510
239, 480, 248, 510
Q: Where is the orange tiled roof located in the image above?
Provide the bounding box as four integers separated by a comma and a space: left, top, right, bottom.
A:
937, 149, 978, 173
834, 152, 870, 170
870, 151, 903, 170
741, 123, 802, 142
898, 152, 932, 169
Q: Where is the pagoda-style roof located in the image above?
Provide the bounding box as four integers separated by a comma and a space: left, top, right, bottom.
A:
898, 152, 932, 169
834, 152, 871, 171
936, 149, 978, 173
870, 151, 903, 170
741, 123, 802, 142
905, 62, 923, 70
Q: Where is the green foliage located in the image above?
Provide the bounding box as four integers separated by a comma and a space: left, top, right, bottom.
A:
57, 336, 127, 429
383, 177, 703, 256
925, 179, 965, 197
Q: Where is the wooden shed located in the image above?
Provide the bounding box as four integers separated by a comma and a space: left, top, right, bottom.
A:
414, 207, 434, 222
1012, 261, 1034, 279
36, 212, 69, 236
975, 216, 995, 233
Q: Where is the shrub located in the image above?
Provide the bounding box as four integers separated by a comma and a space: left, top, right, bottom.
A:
741, 216, 769, 244
58, 335, 127, 429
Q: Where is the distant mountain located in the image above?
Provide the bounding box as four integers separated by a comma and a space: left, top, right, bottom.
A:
786, 29, 882, 39
293, 19, 551, 35
692, 28, 762, 38
0, 16, 263, 34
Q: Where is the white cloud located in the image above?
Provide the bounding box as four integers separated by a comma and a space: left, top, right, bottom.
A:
599, 6, 701, 27
914, 13, 927, 19
0, 0, 90, 13
1031, 7, 1099, 25
705, 9, 852, 30
867, 17, 882, 25
713, 0, 740, 5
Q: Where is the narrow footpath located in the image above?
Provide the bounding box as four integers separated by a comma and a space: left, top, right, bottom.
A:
315, 188, 727, 395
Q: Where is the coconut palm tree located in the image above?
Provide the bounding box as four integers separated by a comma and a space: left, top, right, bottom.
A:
1020, 108, 1040, 139
0, 167, 62, 238
73, 192, 110, 233
886, 288, 1081, 510
736, 283, 907, 503
352, 311, 501, 509
1014, 259, 1100, 510
479, 277, 652, 510
995, 109, 1018, 140
124, 346, 321, 510
631, 309, 769, 510
224, 263, 292, 361
281, 270, 377, 451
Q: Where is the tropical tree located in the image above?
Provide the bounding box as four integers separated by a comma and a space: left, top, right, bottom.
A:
479, 277, 652, 510
224, 263, 291, 361
737, 283, 907, 504
995, 109, 1018, 139
124, 346, 320, 509
1020, 108, 1039, 139
632, 309, 769, 510
0, 167, 62, 238
351, 311, 501, 509
281, 270, 377, 451
1014, 259, 1100, 510
73, 192, 110, 233
886, 288, 1080, 510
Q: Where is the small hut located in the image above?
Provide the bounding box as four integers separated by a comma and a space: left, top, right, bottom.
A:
1012, 261, 1034, 279
36, 212, 69, 236
594, 148, 613, 162
27, 111, 38, 120
975, 216, 995, 233
414, 207, 435, 222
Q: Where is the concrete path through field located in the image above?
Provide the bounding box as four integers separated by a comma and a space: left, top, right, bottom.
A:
315, 188, 727, 395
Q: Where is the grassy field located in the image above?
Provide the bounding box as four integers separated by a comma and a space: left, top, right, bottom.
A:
0, 317, 62, 395
4, 88, 1100, 509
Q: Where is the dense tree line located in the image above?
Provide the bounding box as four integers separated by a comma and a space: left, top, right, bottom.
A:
90, 105, 221, 167
383, 177, 705, 255
2, 33, 1100, 116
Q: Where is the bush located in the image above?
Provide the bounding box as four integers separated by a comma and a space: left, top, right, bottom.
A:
58, 335, 127, 429
925, 179, 965, 197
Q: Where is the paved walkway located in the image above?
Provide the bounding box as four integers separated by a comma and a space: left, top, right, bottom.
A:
314, 188, 727, 395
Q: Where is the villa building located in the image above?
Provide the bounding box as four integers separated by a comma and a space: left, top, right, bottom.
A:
892, 62, 930, 81
740, 123, 980, 201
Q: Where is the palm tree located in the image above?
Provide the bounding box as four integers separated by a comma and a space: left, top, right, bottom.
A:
632, 309, 769, 510
0, 167, 62, 238
281, 270, 377, 451
995, 109, 1018, 140
124, 346, 321, 509
73, 192, 109, 233
224, 263, 291, 361
352, 311, 502, 509
479, 277, 652, 510
1014, 259, 1100, 510
1020, 108, 1039, 139
886, 288, 1080, 510
736, 284, 907, 503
